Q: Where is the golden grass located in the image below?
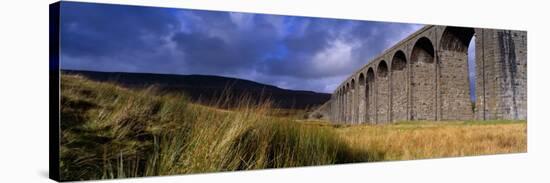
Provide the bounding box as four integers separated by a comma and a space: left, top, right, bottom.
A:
336, 121, 526, 161
59, 74, 527, 181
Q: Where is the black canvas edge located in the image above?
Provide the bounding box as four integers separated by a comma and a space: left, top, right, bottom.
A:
49, 1, 61, 182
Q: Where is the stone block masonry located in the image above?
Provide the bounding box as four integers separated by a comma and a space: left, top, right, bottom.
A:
328, 25, 527, 124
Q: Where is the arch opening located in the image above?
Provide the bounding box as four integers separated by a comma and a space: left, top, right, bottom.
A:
391, 51, 408, 122
439, 26, 476, 120
376, 61, 390, 123
440, 27, 475, 52
391, 51, 407, 71
336, 90, 340, 122
410, 37, 436, 120
377, 61, 389, 77
468, 36, 477, 113
366, 68, 375, 124
339, 89, 344, 122
345, 83, 350, 122
366, 68, 375, 82
411, 37, 435, 64
350, 79, 356, 123
358, 73, 366, 123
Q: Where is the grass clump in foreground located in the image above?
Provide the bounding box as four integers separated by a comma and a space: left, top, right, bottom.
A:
59, 74, 372, 181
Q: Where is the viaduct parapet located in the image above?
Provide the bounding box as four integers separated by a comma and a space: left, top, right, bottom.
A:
327, 25, 526, 124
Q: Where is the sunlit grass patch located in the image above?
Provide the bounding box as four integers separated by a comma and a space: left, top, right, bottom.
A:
335, 120, 526, 160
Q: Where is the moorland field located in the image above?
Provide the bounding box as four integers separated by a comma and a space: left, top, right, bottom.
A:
59, 74, 526, 181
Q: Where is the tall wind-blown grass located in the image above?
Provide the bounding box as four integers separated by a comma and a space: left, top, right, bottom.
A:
59, 74, 371, 181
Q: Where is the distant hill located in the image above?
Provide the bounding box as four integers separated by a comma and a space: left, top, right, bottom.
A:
61, 70, 331, 109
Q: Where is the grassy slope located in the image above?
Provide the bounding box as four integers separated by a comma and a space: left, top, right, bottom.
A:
59, 74, 526, 181
60, 74, 370, 181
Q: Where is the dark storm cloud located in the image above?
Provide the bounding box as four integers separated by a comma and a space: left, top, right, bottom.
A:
60, 2, 180, 58
168, 12, 282, 74
60, 2, 423, 93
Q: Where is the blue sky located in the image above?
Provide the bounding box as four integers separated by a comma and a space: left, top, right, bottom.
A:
59, 2, 428, 93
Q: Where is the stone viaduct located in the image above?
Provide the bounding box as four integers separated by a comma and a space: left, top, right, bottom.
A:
326, 25, 526, 124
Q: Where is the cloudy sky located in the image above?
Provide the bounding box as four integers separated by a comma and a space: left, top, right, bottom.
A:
60, 2, 427, 93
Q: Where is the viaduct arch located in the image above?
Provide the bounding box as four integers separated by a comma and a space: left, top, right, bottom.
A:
329, 25, 526, 124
